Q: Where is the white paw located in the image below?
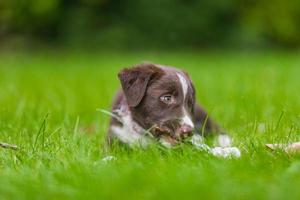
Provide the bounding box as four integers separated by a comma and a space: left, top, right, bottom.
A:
190, 134, 211, 151
211, 147, 241, 158
217, 135, 232, 147
193, 143, 211, 151
190, 134, 204, 144
102, 155, 117, 162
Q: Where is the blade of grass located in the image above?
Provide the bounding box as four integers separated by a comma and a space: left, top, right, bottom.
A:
73, 116, 80, 138
97, 108, 122, 123
32, 113, 49, 153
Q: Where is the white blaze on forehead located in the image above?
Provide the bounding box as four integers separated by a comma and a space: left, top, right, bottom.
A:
177, 72, 194, 128
177, 73, 188, 99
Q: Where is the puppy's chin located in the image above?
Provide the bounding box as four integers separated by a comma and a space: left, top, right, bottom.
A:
152, 124, 194, 147
159, 135, 179, 148
152, 125, 172, 137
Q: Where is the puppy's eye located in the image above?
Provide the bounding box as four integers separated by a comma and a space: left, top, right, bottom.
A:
160, 95, 174, 104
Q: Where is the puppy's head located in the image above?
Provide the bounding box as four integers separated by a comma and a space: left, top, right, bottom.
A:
118, 63, 195, 144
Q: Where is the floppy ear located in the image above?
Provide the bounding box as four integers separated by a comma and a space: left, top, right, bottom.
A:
118, 63, 163, 107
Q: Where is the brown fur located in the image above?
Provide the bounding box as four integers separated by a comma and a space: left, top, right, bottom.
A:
107, 62, 224, 145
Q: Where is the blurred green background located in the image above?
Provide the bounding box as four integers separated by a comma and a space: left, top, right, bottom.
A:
1, 1, 300, 199
1, 0, 300, 49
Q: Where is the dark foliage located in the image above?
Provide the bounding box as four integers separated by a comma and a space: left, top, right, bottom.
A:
1, 0, 300, 48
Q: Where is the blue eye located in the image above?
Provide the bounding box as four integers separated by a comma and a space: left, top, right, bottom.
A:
160, 95, 173, 104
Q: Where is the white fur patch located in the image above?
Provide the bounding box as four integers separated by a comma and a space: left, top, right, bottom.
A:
191, 134, 241, 158
211, 147, 241, 158
177, 73, 194, 128
111, 126, 148, 146
190, 134, 210, 151
110, 106, 150, 147
182, 109, 195, 128
177, 73, 188, 98
102, 155, 117, 162
217, 135, 232, 147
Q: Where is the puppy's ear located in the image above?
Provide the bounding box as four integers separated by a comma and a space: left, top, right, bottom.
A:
118, 63, 163, 107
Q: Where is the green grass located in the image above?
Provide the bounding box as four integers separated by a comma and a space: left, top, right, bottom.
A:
1, 49, 300, 199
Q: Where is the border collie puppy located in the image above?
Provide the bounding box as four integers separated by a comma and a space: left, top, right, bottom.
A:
107, 63, 235, 151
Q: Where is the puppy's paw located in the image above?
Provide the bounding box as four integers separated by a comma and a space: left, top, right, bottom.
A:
190, 134, 211, 151
102, 155, 117, 162
216, 134, 232, 147
211, 147, 241, 158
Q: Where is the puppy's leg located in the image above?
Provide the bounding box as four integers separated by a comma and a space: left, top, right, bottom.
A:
193, 103, 231, 147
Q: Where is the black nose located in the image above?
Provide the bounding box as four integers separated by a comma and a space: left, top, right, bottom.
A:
179, 124, 194, 138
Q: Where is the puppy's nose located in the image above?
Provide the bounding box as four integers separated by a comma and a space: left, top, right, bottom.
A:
179, 124, 194, 138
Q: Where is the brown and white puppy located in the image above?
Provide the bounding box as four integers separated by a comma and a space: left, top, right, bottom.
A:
107, 63, 232, 148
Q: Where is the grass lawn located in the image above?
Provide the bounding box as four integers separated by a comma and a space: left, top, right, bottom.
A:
1, 49, 300, 199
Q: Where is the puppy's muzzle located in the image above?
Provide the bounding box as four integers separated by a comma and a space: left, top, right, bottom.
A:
153, 123, 194, 141
178, 124, 194, 139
